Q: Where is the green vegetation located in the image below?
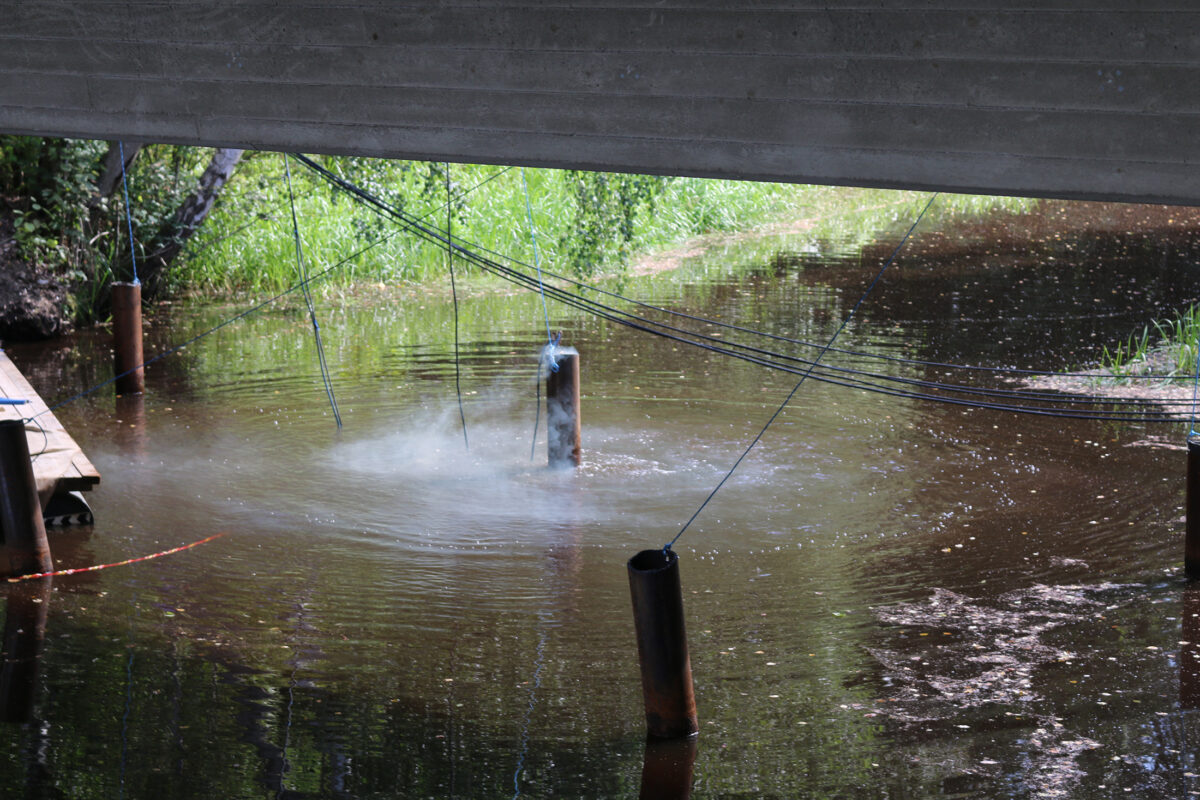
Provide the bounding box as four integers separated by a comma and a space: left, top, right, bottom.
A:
183, 156, 1032, 297
0, 136, 212, 320
1, 135, 1036, 326
1099, 304, 1200, 381
178, 157, 817, 295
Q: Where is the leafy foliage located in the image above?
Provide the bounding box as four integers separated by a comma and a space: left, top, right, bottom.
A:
560, 170, 667, 276
0, 136, 105, 272
0, 137, 211, 321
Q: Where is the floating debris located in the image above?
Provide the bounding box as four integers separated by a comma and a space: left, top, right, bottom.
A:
871, 583, 1129, 798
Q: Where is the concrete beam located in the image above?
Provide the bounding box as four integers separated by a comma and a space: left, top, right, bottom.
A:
3, 2, 1199, 204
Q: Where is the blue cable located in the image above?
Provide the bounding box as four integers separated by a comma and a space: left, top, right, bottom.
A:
664, 193, 939, 552
521, 169, 555, 352
511, 614, 549, 799
117, 141, 140, 285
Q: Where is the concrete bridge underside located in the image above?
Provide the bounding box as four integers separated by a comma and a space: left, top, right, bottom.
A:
3, 2, 1200, 205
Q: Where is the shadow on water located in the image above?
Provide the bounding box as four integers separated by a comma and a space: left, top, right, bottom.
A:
5, 199, 1200, 796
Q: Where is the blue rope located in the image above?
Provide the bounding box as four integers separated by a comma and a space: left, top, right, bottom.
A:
283, 154, 342, 429
522, 169, 559, 460
521, 169, 555, 350
117, 141, 140, 285
529, 334, 562, 461
664, 193, 939, 552
511, 613, 549, 799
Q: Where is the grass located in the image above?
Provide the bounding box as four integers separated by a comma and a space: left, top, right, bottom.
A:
1096, 305, 1200, 382
176, 154, 1035, 300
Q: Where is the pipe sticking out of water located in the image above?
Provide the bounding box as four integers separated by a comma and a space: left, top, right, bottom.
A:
112, 281, 145, 396
1188, 436, 1200, 579
546, 346, 581, 469
627, 548, 699, 739
0, 419, 51, 578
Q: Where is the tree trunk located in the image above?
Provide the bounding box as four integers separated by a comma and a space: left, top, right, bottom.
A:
93, 141, 141, 201
140, 147, 243, 297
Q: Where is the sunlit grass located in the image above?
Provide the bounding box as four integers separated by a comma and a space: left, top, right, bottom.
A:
179, 155, 1035, 299
1098, 305, 1200, 382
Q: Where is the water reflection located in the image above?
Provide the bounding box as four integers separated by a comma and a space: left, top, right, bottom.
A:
1182, 585, 1200, 710
114, 394, 147, 459
639, 736, 697, 800
1, 200, 1200, 796
0, 578, 50, 724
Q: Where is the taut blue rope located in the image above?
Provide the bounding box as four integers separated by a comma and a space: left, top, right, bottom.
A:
117, 141, 140, 285
511, 612, 549, 799
521, 169, 555, 349
664, 193, 939, 552
522, 169, 559, 460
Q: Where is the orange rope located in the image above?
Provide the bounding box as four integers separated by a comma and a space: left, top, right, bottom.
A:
5, 532, 228, 583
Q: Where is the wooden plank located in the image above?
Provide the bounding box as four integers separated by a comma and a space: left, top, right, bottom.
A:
0, 351, 100, 500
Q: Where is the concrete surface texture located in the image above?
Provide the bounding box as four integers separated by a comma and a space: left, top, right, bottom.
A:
1, 2, 1197, 203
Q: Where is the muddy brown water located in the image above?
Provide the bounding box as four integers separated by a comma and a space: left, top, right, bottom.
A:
3, 200, 1200, 798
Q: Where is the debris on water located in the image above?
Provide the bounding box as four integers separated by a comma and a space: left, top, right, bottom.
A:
871, 583, 1130, 798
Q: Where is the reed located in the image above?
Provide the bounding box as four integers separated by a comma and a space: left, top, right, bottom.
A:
1097, 305, 1200, 382
178, 156, 1034, 299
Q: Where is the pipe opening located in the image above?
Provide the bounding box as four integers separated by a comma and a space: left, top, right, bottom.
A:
629, 548, 677, 574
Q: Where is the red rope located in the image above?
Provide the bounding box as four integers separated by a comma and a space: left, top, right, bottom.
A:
5, 532, 228, 583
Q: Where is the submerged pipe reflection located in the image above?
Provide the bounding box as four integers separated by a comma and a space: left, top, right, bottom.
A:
0, 578, 51, 723
1182, 584, 1200, 710
114, 393, 148, 459
639, 735, 698, 800
1188, 437, 1200, 580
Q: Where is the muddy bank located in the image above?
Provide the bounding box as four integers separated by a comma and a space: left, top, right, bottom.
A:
0, 215, 72, 340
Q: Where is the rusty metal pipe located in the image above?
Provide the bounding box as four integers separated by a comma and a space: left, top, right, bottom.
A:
0, 419, 51, 578
1188, 437, 1200, 579
627, 548, 698, 739
546, 346, 581, 468
112, 281, 145, 395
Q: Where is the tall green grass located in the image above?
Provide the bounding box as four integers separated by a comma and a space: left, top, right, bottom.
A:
177, 154, 1034, 298
1098, 304, 1200, 381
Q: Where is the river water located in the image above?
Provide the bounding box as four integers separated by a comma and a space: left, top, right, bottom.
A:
4, 198, 1200, 798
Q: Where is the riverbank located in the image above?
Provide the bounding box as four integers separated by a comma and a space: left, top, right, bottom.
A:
0, 213, 72, 339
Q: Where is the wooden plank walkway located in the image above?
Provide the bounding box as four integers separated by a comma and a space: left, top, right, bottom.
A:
0, 350, 99, 500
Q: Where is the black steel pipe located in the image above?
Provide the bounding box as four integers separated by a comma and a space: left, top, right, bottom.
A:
628, 548, 698, 739
112, 281, 145, 395
1189, 437, 1200, 579
546, 347, 581, 468
0, 419, 51, 578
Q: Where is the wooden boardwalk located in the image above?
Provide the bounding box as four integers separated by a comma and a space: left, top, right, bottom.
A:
0, 350, 99, 502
